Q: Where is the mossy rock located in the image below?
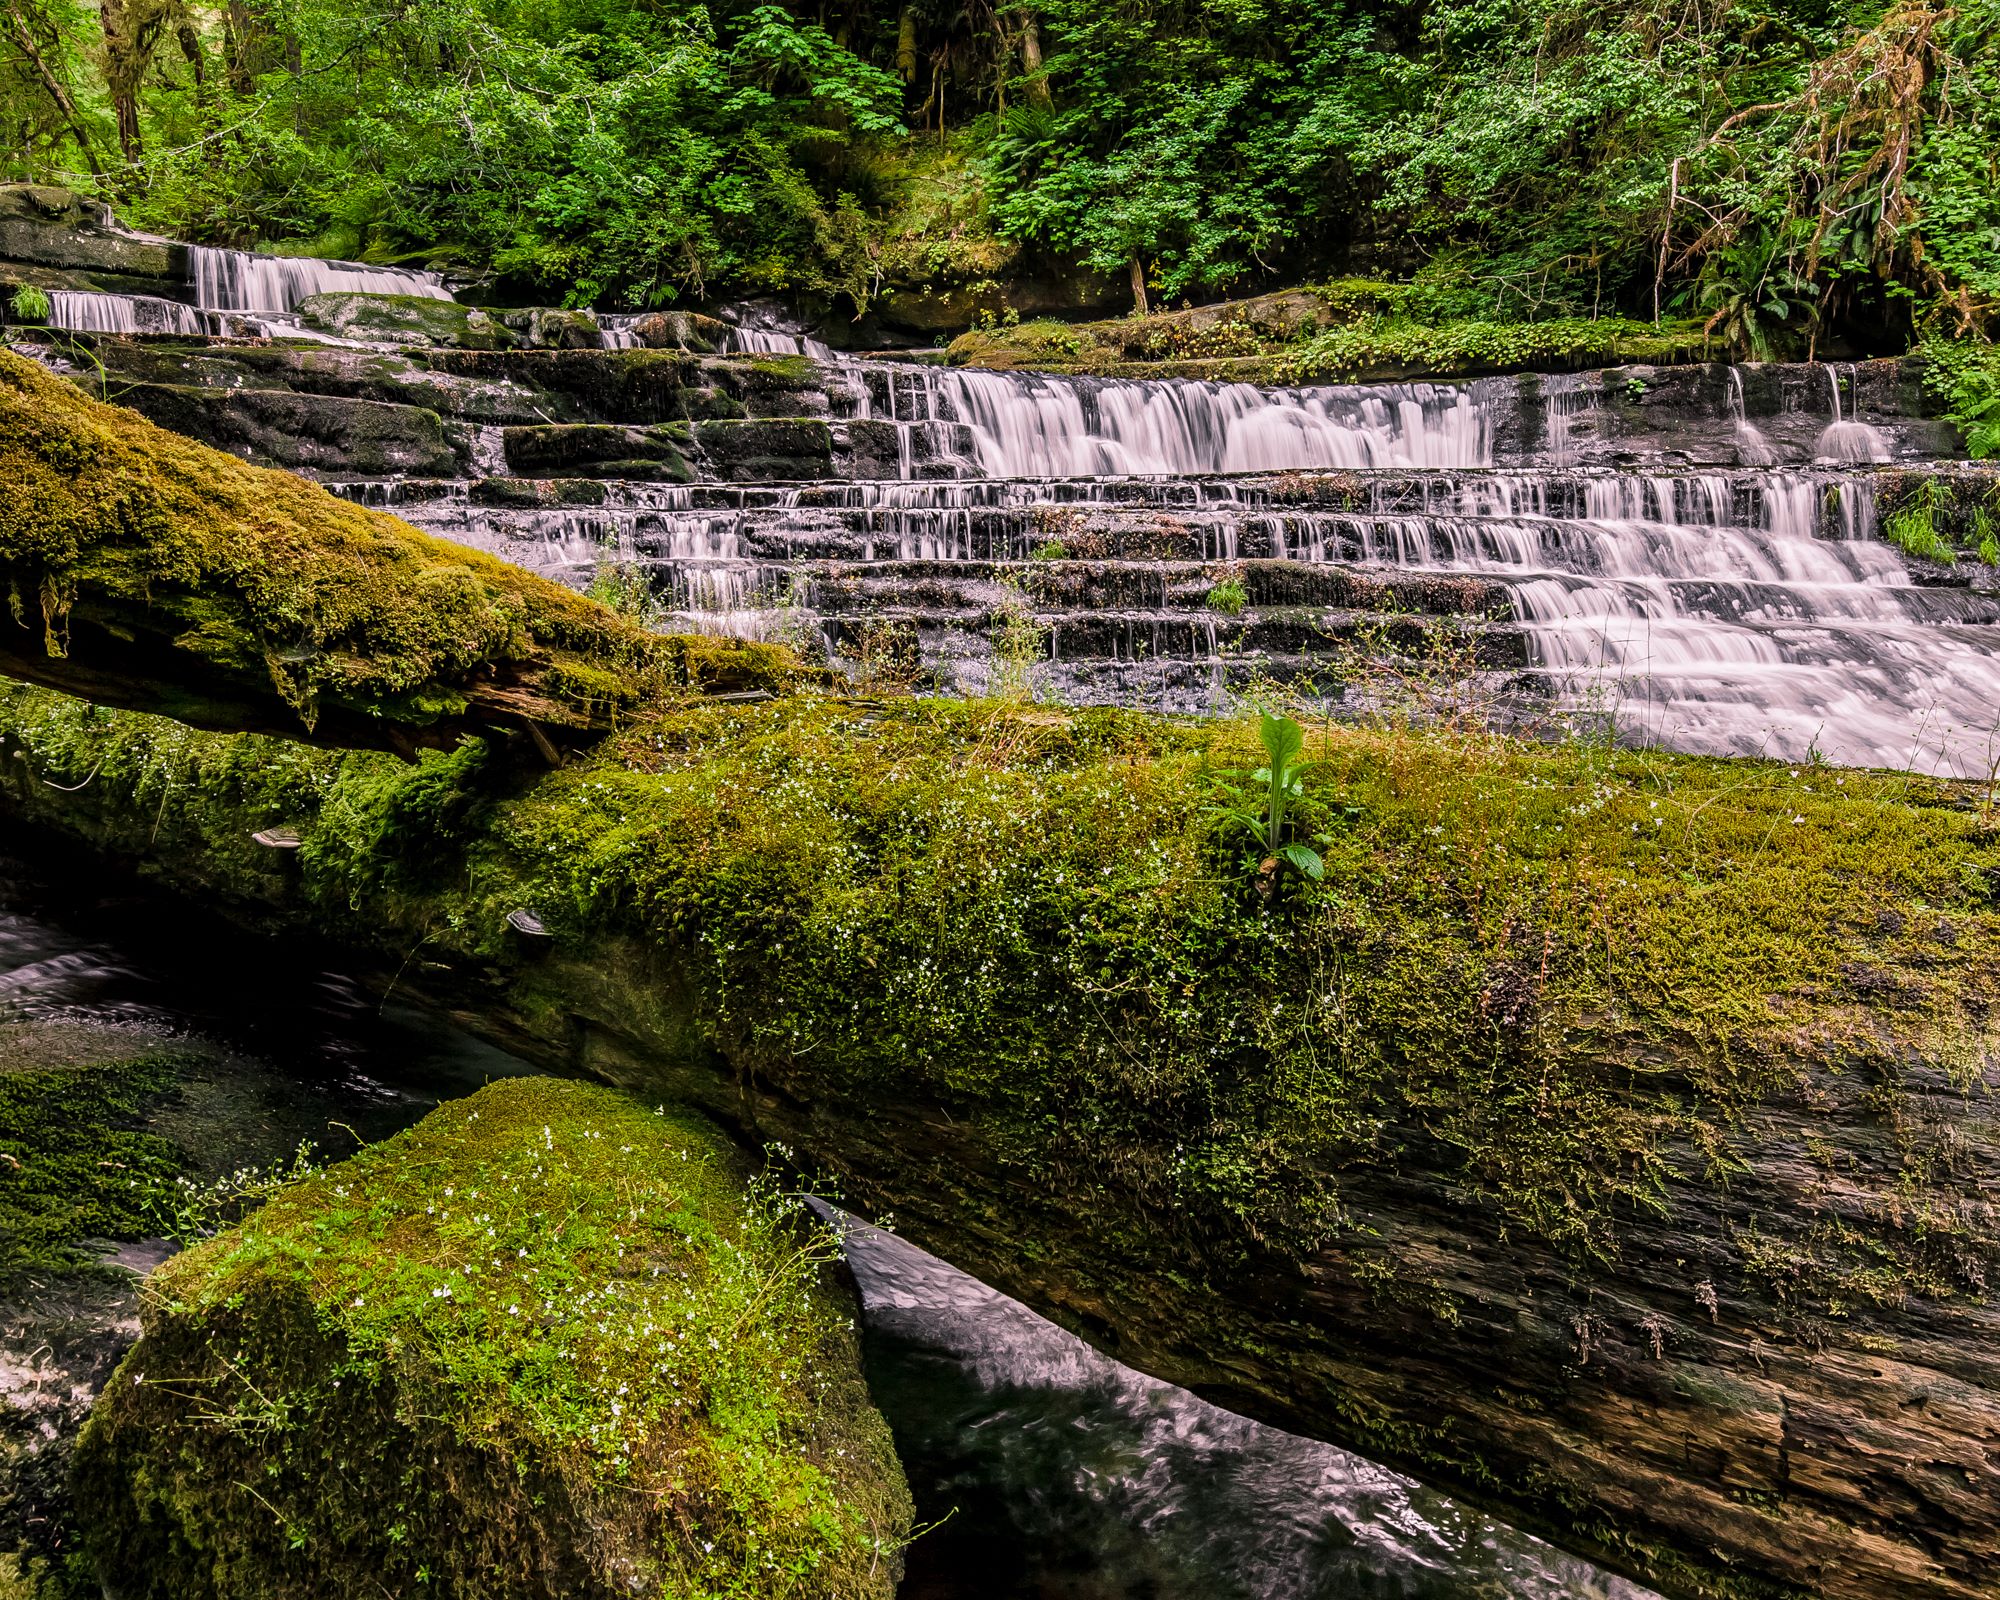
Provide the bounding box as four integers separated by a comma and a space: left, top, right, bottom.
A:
501, 423, 692, 481
692, 418, 835, 482
297, 292, 516, 351
0, 186, 180, 285
111, 381, 465, 477
72, 1076, 911, 1600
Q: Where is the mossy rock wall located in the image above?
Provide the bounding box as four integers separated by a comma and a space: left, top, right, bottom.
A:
72, 1077, 910, 1600
2, 680, 1997, 1600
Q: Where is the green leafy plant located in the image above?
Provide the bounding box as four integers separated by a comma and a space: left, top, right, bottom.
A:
1030, 539, 1067, 561
1207, 708, 1325, 891
9, 284, 49, 325
1882, 485, 1957, 564
990, 576, 1045, 700
144, 1140, 323, 1246
1974, 508, 2000, 565
1206, 576, 1248, 615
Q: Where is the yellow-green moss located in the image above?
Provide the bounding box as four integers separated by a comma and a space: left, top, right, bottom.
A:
72, 1076, 910, 1600
6, 679, 1995, 1286
0, 352, 804, 735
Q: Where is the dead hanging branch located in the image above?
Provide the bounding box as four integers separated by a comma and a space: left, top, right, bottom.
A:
1662, 1, 1969, 303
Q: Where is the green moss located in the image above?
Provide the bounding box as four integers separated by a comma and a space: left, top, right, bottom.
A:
7, 680, 1996, 1286
0, 1027, 196, 1289
0, 350, 798, 737
947, 285, 1709, 381
1874, 470, 2000, 561
1282, 315, 1709, 381
72, 1076, 910, 1600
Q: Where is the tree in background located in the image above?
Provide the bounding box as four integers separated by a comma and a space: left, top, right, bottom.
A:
0, 0, 1990, 379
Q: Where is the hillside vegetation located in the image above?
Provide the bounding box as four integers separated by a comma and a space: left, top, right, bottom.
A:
1, 1, 1995, 378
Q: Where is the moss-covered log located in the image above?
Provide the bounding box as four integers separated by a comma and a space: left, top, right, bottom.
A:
0, 351, 799, 757
2, 680, 1994, 1600
72, 1076, 911, 1600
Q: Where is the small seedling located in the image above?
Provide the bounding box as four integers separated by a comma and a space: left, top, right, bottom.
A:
1208, 708, 1326, 894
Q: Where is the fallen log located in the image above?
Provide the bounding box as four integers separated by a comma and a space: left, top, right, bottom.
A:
0, 349, 798, 756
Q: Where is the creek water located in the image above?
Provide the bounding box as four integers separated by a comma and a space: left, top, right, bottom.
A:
30, 242, 2000, 774
0, 844, 1656, 1598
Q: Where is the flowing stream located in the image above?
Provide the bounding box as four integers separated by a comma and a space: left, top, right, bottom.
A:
0, 845, 1657, 1597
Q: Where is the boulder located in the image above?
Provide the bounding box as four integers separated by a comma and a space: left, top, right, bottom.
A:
0, 185, 182, 288
501, 423, 693, 480
72, 1077, 911, 1600
296, 292, 516, 350
692, 418, 836, 481
113, 381, 466, 477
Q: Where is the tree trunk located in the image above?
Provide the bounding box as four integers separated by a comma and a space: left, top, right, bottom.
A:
895, 6, 919, 84
1019, 11, 1051, 106
4, 0, 103, 176
222, 0, 255, 94
1129, 254, 1149, 315
96, 0, 158, 163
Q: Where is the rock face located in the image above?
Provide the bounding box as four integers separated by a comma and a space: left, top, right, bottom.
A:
2, 682, 1996, 1600
0, 187, 184, 295
72, 1077, 911, 1600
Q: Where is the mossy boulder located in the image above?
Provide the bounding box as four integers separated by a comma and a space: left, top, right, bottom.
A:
73, 1076, 911, 1600
0, 350, 804, 753
0, 184, 182, 288
502, 422, 693, 481
111, 381, 466, 477
692, 418, 835, 481
297, 292, 516, 350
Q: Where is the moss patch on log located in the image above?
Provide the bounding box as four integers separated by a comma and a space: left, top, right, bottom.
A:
5, 680, 1997, 1599
5, 679, 1994, 1273
73, 1075, 911, 1600
0, 350, 802, 750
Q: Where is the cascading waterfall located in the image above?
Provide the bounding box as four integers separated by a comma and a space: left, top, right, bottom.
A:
1726, 366, 1778, 465
188, 245, 452, 313
871, 365, 1495, 478
44, 290, 205, 336
124, 256, 1991, 775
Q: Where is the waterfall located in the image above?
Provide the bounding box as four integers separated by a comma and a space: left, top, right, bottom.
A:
112, 267, 1990, 775
880, 367, 1494, 478
1726, 367, 1778, 465
1815, 362, 1889, 463
45, 290, 205, 336
720, 326, 836, 361
189, 246, 452, 313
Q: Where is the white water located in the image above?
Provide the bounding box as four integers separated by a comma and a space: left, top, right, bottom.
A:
883, 366, 1494, 477
1726, 367, 1778, 465
45, 290, 204, 336
1814, 363, 1890, 463
188, 245, 452, 313
136, 256, 1996, 775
